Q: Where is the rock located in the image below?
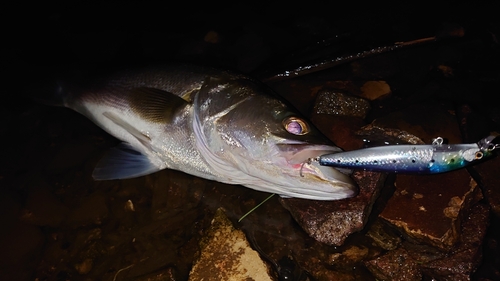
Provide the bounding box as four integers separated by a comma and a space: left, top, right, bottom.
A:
366, 219, 402, 251
360, 81, 392, 100
366, 203, 489, 281
379, 170, 482, 250
365, 247, 423, 281
420, 203, 490, 280
188, 208, 274, 281
280, 170, 386, 246
313, 90, 371, 119
356, 124, 426, 145
472, 155, 500, 217
310, 114, 365, 151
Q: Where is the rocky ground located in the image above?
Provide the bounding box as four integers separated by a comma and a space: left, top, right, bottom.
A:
1, 2, 500, 280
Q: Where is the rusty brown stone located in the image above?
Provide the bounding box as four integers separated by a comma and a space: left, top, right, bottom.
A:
280, 170, 386, 246
379, 170, 482, 250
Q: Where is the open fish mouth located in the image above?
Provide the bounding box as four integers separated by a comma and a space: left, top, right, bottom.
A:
278, 144, 353, 182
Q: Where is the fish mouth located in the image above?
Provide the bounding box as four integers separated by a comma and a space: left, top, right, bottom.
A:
278, 144, 353, 182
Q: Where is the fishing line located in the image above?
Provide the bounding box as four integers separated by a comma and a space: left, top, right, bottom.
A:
238, 193, 275, 222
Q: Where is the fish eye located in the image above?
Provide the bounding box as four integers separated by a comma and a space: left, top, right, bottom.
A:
283, 117, 310, 135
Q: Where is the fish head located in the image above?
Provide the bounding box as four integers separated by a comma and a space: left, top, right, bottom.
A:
195, 77, 357, 200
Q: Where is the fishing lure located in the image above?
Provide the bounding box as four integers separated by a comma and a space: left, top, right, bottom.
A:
317, 135, 499, 174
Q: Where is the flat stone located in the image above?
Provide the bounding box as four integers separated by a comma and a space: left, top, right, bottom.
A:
380, 170, 481, 250
188, 208, 273, 281
280, 170, 386, 246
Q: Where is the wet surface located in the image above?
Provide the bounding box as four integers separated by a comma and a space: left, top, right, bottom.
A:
2, 2, 500, 281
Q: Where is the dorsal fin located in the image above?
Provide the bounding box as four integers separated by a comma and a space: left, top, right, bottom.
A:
128, 87, 189, 123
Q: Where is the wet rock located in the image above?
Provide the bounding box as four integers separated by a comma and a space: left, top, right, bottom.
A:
472, 155, 500, 217
420, 203, 490, 280
380, 170, 481, 250
188, 208, 274, 281
66, 190, 109, 227
280, 170, 386, 246
365, 247, 423, 281
366, 219, 402, 251
313, 90, 371, 119
368, 202, 489, 280
360, 81, 392, 100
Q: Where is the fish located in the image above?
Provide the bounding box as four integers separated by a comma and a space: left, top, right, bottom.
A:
318, 136, 499, 174
46, 64, 356, 200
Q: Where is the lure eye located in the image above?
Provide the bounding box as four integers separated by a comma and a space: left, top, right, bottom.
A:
283, 117, 310, 135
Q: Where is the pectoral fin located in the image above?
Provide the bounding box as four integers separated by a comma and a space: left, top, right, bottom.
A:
92, 143, 160, 180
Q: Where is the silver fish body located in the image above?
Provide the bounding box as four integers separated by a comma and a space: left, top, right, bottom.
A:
318, 136, 497, 174
57, 64, 356, 200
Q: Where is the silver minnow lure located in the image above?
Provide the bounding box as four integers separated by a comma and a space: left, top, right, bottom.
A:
318, 136, 499, 174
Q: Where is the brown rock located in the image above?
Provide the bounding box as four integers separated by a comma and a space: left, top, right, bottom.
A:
188, 208, 274, 281
380, 170, 481, 250
365, 247, 422, 281
420, 203, 490, 281
280, 170, 386, 246
366, 219, 402, 251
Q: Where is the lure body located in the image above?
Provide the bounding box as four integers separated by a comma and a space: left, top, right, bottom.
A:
318, 136, 498, 174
